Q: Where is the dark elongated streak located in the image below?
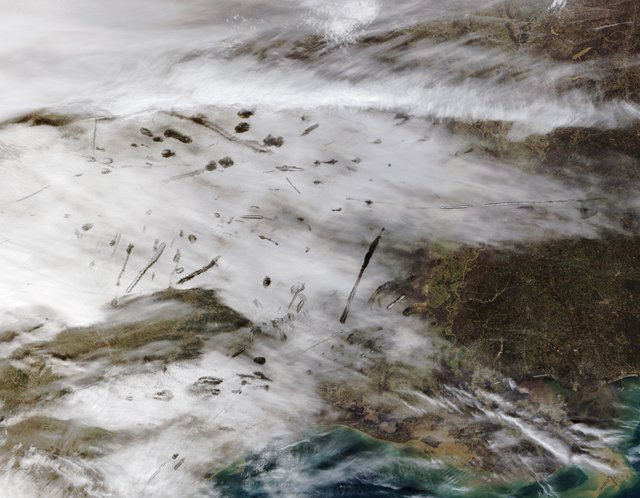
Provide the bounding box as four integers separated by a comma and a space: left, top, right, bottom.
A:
170, 112, 270, 153
116, 243, 134, 286
15, 185, 50, 203
301, 123, 319, 136
286, 177, 301, 194
339, 228, 385, 324
288, 283, 305, 310
163, 168, 205, 182
177, 256, 220, 285
126, 243, 166, 293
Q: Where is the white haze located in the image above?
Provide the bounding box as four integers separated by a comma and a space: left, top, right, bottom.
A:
0, 105, 626, 497
0, 0, 637, 496
0, 0, 637, 131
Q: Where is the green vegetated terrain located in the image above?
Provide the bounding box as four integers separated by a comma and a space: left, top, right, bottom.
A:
3, 416, 114, 459
12, 288, 249, 364
406, 236, 640, 390
0, 288, 250, 470
316, 8, 640, 486
435, 0, 640, 190
401, 2, 640, 390
316, 235, 640, 487
0, 288, 250, 418
2, 3, 639, 493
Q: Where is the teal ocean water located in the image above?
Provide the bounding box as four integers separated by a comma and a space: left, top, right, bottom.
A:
212, 380, 640, 498
2, 1, 639, 496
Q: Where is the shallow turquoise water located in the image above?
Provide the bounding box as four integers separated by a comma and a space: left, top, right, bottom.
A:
211, 380, 640, 498
611, 379, 640, 498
